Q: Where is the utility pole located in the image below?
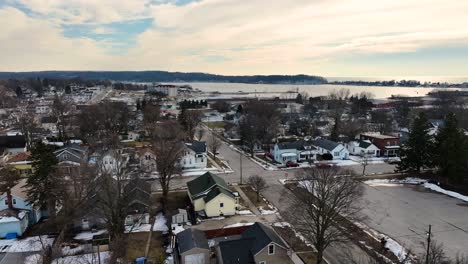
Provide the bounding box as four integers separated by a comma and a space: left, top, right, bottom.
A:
426, 224, 432, 264
239, 151, 243, 184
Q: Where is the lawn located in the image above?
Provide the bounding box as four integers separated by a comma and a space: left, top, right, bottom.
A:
273, 226, 317, 264
203, 121, 225, 129
124, 232, 165, 264
240, 186, 268, 208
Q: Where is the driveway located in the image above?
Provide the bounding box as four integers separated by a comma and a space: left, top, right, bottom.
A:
361, 182, 468, 257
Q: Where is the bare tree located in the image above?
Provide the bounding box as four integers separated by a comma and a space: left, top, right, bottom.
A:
180, 109, 202, 139
151, 122, 185, 211
247, 175, 267, 202
361, 153, 370, 176
0, 167, 21, 209
194, 127, 205, 141
208, 133, 222, 159
289, 167, 364, 264
17, 112, 37, 150
417, 241, 450, 264
52, 94, 70, 140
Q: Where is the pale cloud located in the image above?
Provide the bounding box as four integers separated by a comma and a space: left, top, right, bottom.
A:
1, 0, 468, 76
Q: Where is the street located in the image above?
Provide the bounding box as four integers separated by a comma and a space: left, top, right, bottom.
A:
361, 182, 468, 257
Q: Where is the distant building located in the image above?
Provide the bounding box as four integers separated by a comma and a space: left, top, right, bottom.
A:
359, 133, 400, 157
180, 141, 207, 170
149, 84, 178, 97
314, 138, 349, 160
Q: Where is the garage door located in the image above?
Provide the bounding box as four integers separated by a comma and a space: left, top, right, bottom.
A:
185, 253, 205, 264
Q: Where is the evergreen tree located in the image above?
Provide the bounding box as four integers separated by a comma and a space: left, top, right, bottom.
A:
397, 112, 434, 173
15, 86, 23, 98
26, 141, 61, 216
434, 113, 468, 182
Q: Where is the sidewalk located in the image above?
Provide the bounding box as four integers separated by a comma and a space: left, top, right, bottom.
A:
233, 185, 261, 215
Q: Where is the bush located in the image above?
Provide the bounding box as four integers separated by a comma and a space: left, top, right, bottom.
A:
322, 153, 333, 160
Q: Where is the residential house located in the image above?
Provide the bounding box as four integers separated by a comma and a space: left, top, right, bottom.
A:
0, 135, 26, 156
40, 116, 58, 133
0, 179, 44, 238
137, 147, 157, 173
271, 140, 317, 165
346, 140, 381, 157
180, 141, 207, 170
216, 222, 291, 264
54, 144, 88, 177
6, 152, 33, 176
187, 172, 239, 217
314, 139, 349, 160
201, 111, 223, 123
124, 179, 151, 226
359, 133, 400, 157
176, 228, 210, 264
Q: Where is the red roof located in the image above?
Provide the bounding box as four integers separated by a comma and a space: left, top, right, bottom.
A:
204, 226, 250, 239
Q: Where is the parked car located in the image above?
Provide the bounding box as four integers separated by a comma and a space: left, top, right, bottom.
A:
286, 161, 299, 167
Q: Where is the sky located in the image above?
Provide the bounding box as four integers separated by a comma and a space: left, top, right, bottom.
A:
1, 0, 468, 77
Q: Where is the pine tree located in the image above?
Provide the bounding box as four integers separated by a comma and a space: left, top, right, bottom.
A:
434, 113, 468, 182
26, 141, 61, 216
398, 112, 434, 173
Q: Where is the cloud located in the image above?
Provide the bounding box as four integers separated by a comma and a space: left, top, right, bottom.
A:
1, 0, 468, 76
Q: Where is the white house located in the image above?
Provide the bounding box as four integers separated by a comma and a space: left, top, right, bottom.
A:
0, 179, 44, 238
271, 140, 317, 165
137, 147, 157, 172
346, 140, 381, 157
149, 84, 178, 97
314, 138, 349, 160
180, 141, 207, 170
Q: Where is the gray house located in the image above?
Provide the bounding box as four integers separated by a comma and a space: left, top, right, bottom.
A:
176, 228, 210, 264
216, 222, 291, 264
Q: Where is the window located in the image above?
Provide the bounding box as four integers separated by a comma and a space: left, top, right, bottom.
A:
334, 152, 339, 157
4, 200, 7, 205
220, 203, 224, 208
259, 262, 266, 264
13, 199, 16, 205
268, 244, 275, 255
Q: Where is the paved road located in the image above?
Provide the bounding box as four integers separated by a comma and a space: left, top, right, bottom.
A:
361, 182, 468, 257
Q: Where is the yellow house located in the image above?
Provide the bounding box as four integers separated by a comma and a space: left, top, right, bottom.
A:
6, 152, 33, 177
187, 172, 239, 218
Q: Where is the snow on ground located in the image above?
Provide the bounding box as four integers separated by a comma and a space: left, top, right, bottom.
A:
23, 254, 41, 264
223, 222, 254, 228
74, 229, 107, 241
52, 251, 111, 264
6, 236, 55, 252
349, 155, 386, 164
61, 244, 86, 255
330, 159, 359, 166
126, 223, 152, 233
259, 205, 278, 215
171, 224, 185, 235
236, 210, 254, 215
153, 213, 169, 233
354, 222, 411, 263
181, 167, 220, 177
364, 177, 468, 202
273, 221, 313, 248
424, 182, 468, 202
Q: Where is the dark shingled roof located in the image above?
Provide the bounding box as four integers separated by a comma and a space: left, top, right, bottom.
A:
204, 186, 234, 202
241, 222, 287, 255
0, 135, 26, 149
313, 138, 340, 151
187, 172, 229, 198
177, 228, 209, 254
41, 116, 58, 124
277, 140, 315, 151
217, 223, 287, 264
218, 238, 255, 264
185, 141, 206, 153
358, 140, 372, 149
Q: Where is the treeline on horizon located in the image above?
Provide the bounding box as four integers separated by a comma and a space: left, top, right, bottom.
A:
0, 71, 328, 84
330, 79, 468, 88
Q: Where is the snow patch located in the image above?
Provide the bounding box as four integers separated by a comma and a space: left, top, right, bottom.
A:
236, 210, 254, 215
74, 229, 107, 241
223, 222, 254, 228
153, 213, 169, 233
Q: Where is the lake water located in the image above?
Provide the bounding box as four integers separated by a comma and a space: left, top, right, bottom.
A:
172, 82, 463, 99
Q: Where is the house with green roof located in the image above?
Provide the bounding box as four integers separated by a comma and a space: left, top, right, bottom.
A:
186, 172, 239, 217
